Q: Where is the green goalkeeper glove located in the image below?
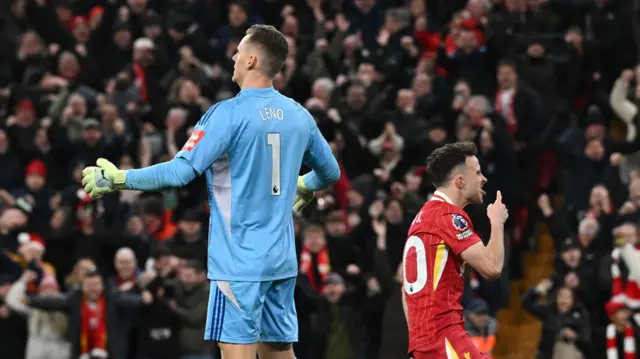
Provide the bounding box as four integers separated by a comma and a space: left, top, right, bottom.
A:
293, 176, 314, 212
81, 158, 127, 199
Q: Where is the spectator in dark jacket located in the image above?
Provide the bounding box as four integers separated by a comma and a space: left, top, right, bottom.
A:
522, 281, 590, 359
25, 270, 153, 359
168, 260, 213, 359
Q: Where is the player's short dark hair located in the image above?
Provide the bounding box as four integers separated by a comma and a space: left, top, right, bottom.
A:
426, 142, 478, 187
245, 25, 289, 78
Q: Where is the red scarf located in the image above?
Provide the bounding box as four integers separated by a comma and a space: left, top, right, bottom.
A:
333, 161, 351, 211
147, 209, 177, 241
606, 323, 636, 359
494, 89, 517, 135
132, 63, 148, 102
80, 295, 108, 359
299, 245, 330, 293
611, 248, 640, 309
76, 189, 93, 229
469, 271, 480, 290
414, 30, 440, 58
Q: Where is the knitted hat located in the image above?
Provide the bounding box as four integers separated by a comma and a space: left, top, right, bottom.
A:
76, 188, 92, 203
18, 232, 45, 252
605, 299, 627, 319
25, 159, 46, 178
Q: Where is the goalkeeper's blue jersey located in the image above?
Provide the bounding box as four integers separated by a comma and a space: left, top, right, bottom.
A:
176, 87, 338, 281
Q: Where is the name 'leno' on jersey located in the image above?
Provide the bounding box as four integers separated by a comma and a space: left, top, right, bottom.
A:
259, 107, 284, 121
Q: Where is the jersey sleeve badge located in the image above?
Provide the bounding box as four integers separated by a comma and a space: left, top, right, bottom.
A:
182, 130, 205, 151
452, 214, 473, 240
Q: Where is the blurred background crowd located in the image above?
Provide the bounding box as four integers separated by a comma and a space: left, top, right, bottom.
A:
0, 0, 640, 358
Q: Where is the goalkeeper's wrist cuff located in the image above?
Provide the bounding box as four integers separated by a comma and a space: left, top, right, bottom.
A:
113, 170, 128, 190
298, 176, 310, 192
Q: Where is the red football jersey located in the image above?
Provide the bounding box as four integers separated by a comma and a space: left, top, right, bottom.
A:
403, 191, 481, 354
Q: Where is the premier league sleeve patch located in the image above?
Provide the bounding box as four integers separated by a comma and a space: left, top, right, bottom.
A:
452, 214, 468, 230
452, 214, 473, 240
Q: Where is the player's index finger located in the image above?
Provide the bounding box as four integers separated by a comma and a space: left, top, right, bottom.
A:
495, 190, 502, 202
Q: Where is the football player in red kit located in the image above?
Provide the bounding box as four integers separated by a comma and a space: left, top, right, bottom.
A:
402, 142, 508, 359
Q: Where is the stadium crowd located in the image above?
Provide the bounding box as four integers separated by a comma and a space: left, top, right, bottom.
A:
0, 0, 639, 358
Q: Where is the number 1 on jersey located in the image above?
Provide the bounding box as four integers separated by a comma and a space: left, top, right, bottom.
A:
267, 133, 281, 196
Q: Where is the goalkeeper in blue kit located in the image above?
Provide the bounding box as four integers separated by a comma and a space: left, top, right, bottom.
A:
82, 25, 340, 359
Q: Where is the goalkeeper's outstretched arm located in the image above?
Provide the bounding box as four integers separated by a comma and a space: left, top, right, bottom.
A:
125, 102, 235, 191
125, 157, 199, 191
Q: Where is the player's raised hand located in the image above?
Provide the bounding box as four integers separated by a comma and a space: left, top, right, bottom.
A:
486, 190, 508, 226
293, 176, 314, 213
81, 158, 127, 199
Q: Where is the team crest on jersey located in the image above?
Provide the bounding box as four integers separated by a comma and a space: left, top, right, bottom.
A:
452, 214, 468, 231
182, 130, 205, 151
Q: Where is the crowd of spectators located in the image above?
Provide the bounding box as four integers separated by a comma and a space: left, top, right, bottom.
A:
1, 0, 640, 358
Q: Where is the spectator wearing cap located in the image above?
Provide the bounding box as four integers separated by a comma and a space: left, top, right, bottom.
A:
66, 116, 125, 169
0, 273, 28, 359
165, 208, 207, 266
465, 298, 497, 357
546, 236, 602, 317
6, 270, 71, 359
604, 300, 640, 359
25, 270, 154, 359
12, 160, 54, 231
312, 272, 366, 359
